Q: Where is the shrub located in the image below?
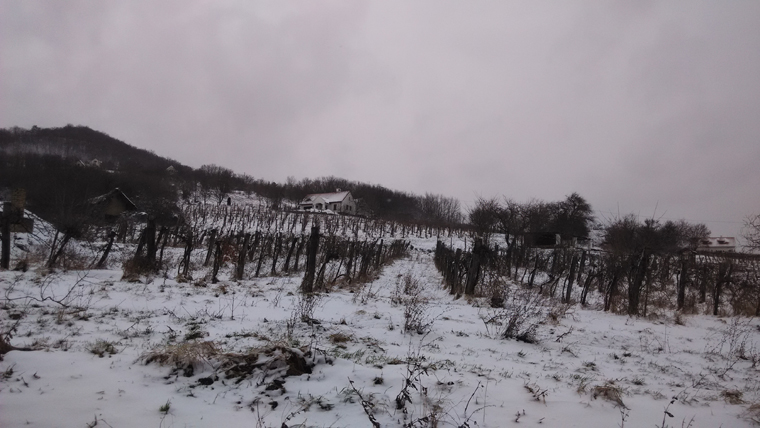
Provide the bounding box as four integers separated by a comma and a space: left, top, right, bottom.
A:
139, 341, 219, 372
480, 285, 547, 343
742, 402, 760, 425
392, 274, 434, 335
87, 339, 118, 358
592, 383, 626, 408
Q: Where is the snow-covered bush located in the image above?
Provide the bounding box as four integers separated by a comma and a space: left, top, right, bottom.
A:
480, 285, 547, 343
392, 274, 434, 335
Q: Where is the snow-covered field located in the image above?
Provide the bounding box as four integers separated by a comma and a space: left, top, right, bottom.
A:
2, 234, 760, 428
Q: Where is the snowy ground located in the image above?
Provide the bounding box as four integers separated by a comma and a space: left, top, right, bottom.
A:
2, 239, 760, 427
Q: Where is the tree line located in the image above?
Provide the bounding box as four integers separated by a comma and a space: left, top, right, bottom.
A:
435, 195, 760, 316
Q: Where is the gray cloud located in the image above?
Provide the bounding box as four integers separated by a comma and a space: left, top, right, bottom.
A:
2, 1, 759, 237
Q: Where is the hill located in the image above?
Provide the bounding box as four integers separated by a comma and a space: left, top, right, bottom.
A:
0, 125, 182, 172
0, 125, 466, 227
0, 125, 194, 225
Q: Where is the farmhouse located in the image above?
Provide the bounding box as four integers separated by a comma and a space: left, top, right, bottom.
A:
299, 190, 356, 214
696, 236, 736, 253
88, 188, 137, 220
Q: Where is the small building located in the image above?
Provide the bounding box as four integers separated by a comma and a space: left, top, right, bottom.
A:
75, 159, 102, 168
88, 188, 137, 220
299, 190, 356, 214
518, 232, 562, 248
696, 237, 736, 253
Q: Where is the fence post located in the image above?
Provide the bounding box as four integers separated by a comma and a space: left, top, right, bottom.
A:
564, 252, 579, 303
236, 233, 251, 280
204, 228, 217, 266
465, 239, 483, 296
1, 202, 11, 269
676, 252, 690, 310
301, 226, 320, 294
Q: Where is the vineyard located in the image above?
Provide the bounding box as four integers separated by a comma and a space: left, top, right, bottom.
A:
2, 200, 760, 427
435, 238, 760, 318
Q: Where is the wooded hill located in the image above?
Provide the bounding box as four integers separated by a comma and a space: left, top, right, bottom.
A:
0, 125, 464, 227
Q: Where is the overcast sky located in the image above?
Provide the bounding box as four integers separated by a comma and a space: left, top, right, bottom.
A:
2, 1, 759, 238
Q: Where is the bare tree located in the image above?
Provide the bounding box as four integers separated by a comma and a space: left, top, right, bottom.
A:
199, 164, 235, 205
743, 214, 760, 252
602, 215, 710, 315
419, 192, 463, 226
552, 192, 595, 240
468, 197, 500, 243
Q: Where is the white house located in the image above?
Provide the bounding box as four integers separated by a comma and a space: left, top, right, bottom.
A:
697, 237, 736, 253
299, 190, 356, 214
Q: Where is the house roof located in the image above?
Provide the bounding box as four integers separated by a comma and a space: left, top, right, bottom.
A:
301, 191, 351, 204
697, 236, 736, 249
88, 188, 137, 211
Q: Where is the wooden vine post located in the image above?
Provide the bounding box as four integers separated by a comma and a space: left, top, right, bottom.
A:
301, 226, 320, 294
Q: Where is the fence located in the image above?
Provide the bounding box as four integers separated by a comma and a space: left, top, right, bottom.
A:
434, 239, 760, 316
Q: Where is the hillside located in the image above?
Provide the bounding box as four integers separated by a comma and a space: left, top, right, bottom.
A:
0, 125, 183, 173
0, 126, 194, 226
0, 125, 467, 227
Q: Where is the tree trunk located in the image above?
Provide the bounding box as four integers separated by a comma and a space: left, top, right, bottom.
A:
564, 253, 579, 303
145, 219, 157, 264
47, 233, 72, 269
203, 229, 217, 266
580, 270, 595, 305
713, 262, 732, 316
96, 230, 117, 268
628, 250, 650, 316
294, 237, 305, 271
375, 239, 384, 269
283, 237, 298, 273
235, 233, 251, 280
301, 226, 320, 294
1, 202, 10, 270
270, 233, 282, 276
699, 265, 708, 303
465, 239, 483, 296
676, 253, 690, 311
248, 231, 261, 262
576, 250, 587, 284
528, 253, 540, 288
157, 227, 169, 266
212, 240, 223, 284
255, 235, 269, 277
180, 230, 194, 278
604, 268, 620, 312
451, 248, 462, 295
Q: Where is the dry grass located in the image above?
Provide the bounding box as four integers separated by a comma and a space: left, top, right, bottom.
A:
742, 402, 760, 425
221, 344, 313, 383
328, 332, 353, 344
139, 338, 317, 387
721, 389, 745, 405
524, 382, 548, 403
592, 383, 626, 408
121, 257, 158, 282
87, 339, 118, 358
139, 341, 219, 369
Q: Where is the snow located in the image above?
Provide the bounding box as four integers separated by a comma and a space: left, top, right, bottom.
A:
1, 212, 760, 427
301, 192, 351, 205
